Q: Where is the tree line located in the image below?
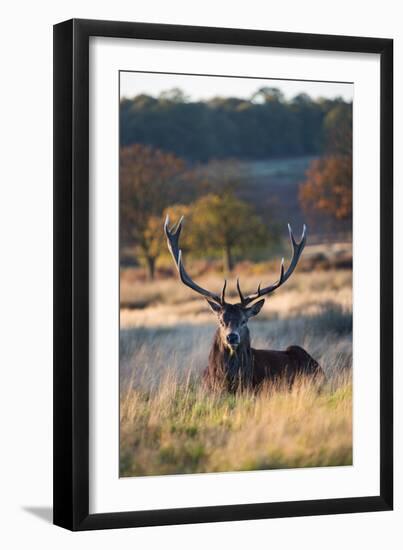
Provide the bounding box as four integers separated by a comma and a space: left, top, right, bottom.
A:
120, 87, 351, 162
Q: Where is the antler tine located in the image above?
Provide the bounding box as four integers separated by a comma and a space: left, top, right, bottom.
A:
164, 215, 223, 305
221, 280, 227, 304
164, 214, 183, 265
236, 277, 245, 305
241, 224, 307, 307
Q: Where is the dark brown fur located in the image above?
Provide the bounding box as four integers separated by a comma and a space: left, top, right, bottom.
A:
203, 326, 324, 393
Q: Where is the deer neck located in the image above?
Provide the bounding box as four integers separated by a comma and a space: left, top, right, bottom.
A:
208, 328, 253, 391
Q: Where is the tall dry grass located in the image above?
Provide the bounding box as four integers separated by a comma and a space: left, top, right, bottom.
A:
119, 261, 352, 477
120, 307, 352, 476
120, 368, 352, 477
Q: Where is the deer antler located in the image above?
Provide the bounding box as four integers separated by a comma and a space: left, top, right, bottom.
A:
164, 215, 227, 305
237, 224, 307, 307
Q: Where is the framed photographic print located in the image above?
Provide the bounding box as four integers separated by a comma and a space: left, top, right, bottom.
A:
53, 19, 393, 530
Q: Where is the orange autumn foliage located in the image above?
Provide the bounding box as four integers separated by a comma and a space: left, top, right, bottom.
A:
299, 154, 352, 221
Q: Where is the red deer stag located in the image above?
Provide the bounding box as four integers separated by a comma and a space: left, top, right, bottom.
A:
164, 216, 324, 392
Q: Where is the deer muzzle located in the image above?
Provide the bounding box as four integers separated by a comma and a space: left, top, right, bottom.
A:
226, 332, 240, 349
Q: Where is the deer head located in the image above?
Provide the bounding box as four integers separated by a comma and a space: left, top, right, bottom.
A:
204, 298, 265, 351
164, 215, 306, 351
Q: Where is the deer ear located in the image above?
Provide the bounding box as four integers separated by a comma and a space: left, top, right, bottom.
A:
206, 299, 222, 314
245, 299, 265, 318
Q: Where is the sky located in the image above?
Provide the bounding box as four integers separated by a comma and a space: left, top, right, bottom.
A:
120, 71, 353, 102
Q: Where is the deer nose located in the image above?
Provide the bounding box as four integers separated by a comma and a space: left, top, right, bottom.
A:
227, 333, 240, 346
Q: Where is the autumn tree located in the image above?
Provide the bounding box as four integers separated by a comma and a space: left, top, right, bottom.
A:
189, 192, 268, 273
120, 144, 185, 279
299, 155, 352, 220
299, 102, 352, 222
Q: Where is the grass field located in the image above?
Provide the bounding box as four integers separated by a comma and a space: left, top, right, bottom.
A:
120, 255, 353, 477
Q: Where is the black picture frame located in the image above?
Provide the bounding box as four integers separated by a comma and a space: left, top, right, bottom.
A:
53, 18, 393, 531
